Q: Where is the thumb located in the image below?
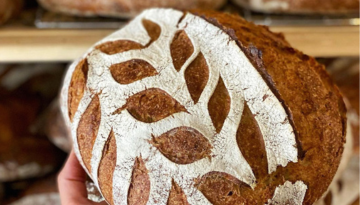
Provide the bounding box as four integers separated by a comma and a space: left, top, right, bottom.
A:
58, 151, 108, 205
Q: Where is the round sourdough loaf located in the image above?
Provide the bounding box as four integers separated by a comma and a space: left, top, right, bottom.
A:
61, 9, 347, 205
231, 0, 359, 14
44, 100, 72, 153
0, 93, 65, 182
37, 0, 226, 18
0, 64, 66, 182
314, 156, 359, 205
327, 59, 359, 154
313, 113, 354, 205
7, 175, 61, 205
0, 0, 23, 25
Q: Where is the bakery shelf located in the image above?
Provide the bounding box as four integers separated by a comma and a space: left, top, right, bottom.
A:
0, 26, 113, 62
270, 25, 359, 57
0, 21, 359, 62
0, 24, 358, 63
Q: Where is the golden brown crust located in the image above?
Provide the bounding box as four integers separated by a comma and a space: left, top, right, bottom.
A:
197, 172, 255, 204
142, 19, 161, 44
127, 157, 150, 205
323, 191, 332, 205
77, 95, 101, 172
192, 10, 346, 204
167, 180, 190, 205
98, 131, 117, 205
114, 88, 187, 123
68, 59, 88, 121
237, 103, 268, 179
171, 31, 195, 72
110, 59, 158, 84
71, 9, 347, 205
150, 127, 212, 164
351, 198, 360, 205
95, 19, 160, 55
208, 76, 231, 133
96, 40, 143, 55
0, 0, 23, 25
185, 52, 210, 104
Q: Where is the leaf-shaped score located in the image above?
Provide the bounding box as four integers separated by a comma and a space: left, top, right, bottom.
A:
171, 30, 194, 72
109, 59, 158, 84
237, 103, 268, 179
128, 157, 150, 205
208, 76, 231, 133
96, 40, 143, 55
113, 88, 187, 123
95, 19, 160, 55
167, 179, 190, 205
68, 58, 88, 121
185, 52, 209, 104
150, 127, 212, 164
142, 19, 161, 44
197, 172, 255, 205
98, 130, 117, 205
77, 95, 101, 173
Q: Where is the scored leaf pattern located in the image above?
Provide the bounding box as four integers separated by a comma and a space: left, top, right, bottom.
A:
68, 58, 88, 121
113, 88, 187, 123
237, 103, 268, 179
95, 19, 160, 55
141, 19, 161, 45
197, 172, 255, 204
127, 157, 150, 205
109, 59, 158, 84
170, 30, 194, 72
67, 9, 299, 205
208, 76, 231, 133
95, 40, 143, 55
185, 52, 209, 104
77, 95, 101, 173
168, 180, 190, 205
98, 130, 117, 205
150, 126, 212, 164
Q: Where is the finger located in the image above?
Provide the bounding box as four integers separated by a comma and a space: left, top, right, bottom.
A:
59, 150, 87, 182
58, 151, 90, 204
58, 151, 108, 205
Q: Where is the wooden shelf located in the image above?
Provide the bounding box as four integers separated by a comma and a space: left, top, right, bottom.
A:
0, 25, 358, 62
270, 26, 359, 58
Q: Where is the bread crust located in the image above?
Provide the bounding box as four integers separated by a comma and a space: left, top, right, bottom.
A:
44, 100, 72, 152
0, 0, 23, 25
64, 9, 346, 205
193, 10, 346, 204
231, 0, 359, 14
328, 59, 359, 153
0, 94, 65, 182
